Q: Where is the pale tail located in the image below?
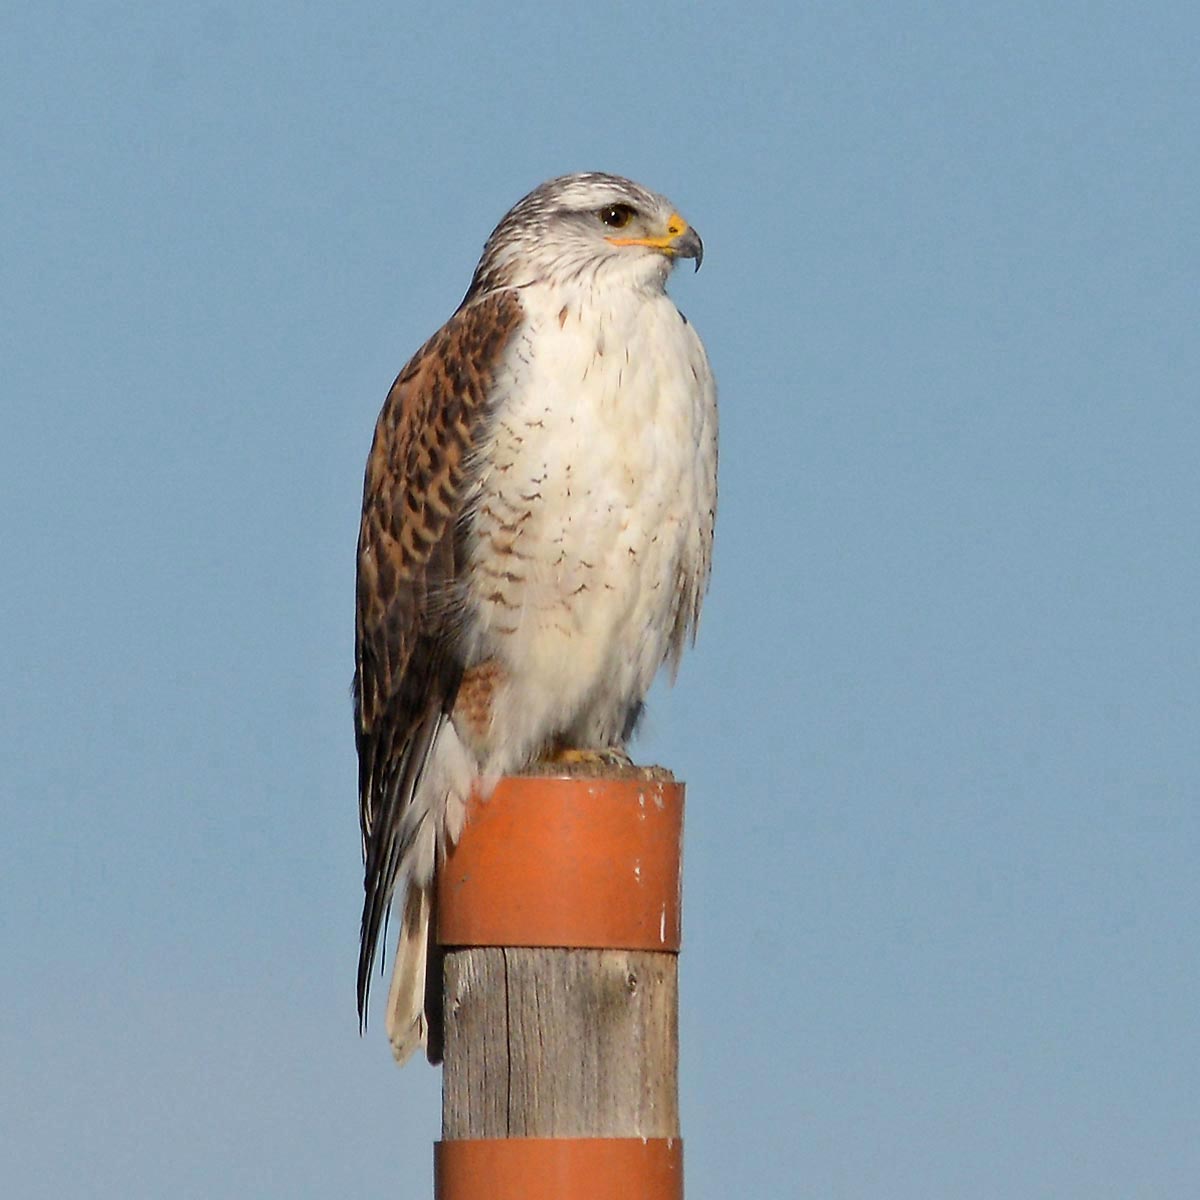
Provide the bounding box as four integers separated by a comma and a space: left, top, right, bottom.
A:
385, 883, 435, 1064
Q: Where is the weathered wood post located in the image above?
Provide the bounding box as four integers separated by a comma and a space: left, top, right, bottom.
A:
434, 765, 684, 1200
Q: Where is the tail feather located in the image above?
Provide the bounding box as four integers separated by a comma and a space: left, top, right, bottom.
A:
360, 717, 474, 1063
357, 708, 443, 1028
385, 883, 433, 1065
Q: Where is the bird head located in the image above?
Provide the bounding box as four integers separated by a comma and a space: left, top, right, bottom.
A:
466, 172, 703, 300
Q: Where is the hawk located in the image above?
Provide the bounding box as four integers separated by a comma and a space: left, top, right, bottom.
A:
355, 172, 717, 1063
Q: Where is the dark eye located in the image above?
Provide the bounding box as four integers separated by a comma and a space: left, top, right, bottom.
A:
599, 204, 635, 229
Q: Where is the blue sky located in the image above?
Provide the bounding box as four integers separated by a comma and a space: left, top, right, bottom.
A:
3, 3, 1198, 1196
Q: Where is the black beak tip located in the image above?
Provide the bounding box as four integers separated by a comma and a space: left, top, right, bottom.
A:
678, 227, 704, 272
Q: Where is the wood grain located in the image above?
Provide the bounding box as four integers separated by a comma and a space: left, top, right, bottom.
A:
442, 947, 679, 1140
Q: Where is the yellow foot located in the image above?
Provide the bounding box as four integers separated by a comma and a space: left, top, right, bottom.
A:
540, 745, 633, 768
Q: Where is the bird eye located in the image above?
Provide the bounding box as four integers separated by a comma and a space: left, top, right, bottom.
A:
599, 204, 635, 229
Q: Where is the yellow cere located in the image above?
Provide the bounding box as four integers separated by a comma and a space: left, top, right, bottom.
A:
606, 212, 690, 252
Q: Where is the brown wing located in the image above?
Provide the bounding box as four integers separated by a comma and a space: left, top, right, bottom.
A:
354, 291, 523, 1024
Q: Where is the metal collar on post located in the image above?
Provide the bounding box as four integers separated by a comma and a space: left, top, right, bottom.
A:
437, 774, 683, 953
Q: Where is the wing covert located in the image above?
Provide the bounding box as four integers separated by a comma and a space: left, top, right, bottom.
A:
354, 291, 524, 1022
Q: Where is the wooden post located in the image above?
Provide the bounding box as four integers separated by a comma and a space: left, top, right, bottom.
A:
434, 766, 684, 1200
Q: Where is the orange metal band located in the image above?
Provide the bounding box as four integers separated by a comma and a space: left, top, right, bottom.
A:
435, 1136, 683, 1200
437, 776, 684, 952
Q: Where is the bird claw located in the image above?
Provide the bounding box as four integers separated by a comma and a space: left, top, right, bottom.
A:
540, 745, 633, 768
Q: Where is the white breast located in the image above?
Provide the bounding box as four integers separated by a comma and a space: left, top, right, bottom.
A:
462, 279, 717, 773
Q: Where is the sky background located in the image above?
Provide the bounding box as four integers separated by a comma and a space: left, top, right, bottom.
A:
3, 3, 1198, 1197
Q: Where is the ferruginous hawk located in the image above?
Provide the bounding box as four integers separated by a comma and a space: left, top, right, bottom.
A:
355, 172, 717, 1063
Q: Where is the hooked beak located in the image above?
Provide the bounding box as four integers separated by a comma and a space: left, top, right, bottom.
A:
606, 211, 705, 272
672, 225, 704, 272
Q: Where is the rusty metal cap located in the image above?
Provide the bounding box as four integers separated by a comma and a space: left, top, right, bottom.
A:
437, 776, 684, 952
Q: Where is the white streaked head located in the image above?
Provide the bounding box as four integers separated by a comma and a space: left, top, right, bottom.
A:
464, 172, 703, 301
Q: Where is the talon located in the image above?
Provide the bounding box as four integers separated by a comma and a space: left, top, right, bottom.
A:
540, 744, 632, 768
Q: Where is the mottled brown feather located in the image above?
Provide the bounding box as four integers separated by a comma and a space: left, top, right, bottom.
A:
354, 291, 524, 1023
452, 658, 505, 743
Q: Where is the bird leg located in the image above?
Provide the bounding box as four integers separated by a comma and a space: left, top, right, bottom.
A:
539, 742, 633, 769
